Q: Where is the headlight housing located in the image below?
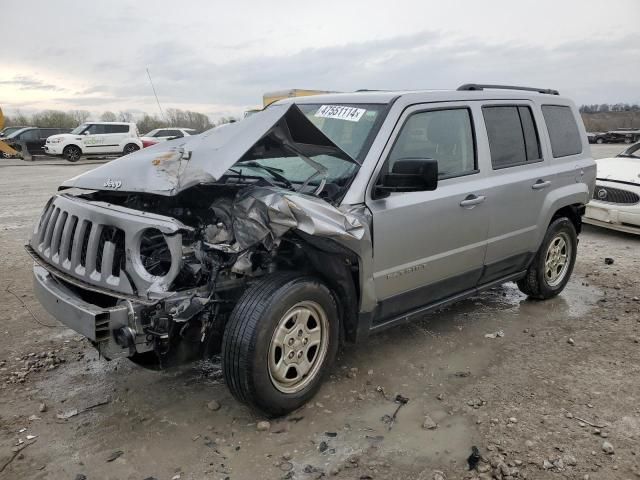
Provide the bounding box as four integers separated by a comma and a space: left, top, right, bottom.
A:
48, 138, 63, 144
139, 228, 172, 277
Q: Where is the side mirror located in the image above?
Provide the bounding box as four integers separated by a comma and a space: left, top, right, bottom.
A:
375, 158, 438, 197
83, 131, 90, 135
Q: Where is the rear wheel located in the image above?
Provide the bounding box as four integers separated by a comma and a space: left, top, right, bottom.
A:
596, 138, 604, 144
222, 273, 339, 416
517, 217, 577, 299
123, 143, 140, 155
63, 145, 81, 162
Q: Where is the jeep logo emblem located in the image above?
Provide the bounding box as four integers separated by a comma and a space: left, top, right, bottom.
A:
597, 188, 607, 200
103, 179, 122, 189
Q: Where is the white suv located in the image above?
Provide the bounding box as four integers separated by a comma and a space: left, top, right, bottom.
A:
44, 122, 142, 162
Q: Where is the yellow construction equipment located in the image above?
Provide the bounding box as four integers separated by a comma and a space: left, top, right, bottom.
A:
0, 106, 20, 157
262, 89, 334, 107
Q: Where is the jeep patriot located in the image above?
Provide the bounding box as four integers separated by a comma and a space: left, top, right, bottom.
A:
26, 84, 596, 415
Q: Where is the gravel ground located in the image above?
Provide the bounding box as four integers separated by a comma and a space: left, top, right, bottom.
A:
0, 145, 638, 480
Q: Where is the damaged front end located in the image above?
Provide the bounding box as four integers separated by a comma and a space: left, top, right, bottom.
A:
28, 103, 373, 367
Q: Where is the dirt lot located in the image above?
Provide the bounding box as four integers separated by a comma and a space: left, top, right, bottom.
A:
1, 145, 638, 480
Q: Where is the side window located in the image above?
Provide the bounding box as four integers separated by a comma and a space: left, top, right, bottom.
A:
541, 105, 582, 158
19, 130, 38, 141
154, 130, 167, 137
387, 108, 476, 179
85, 124, 106, 135
482, 105, 541, 169
165, 130, 183, 137
104, 124, 129, 134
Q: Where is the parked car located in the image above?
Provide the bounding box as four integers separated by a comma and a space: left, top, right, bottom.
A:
1, 127, 71, 158
588, 132, 609, 144
26, 84, 595, 415
584, 142, 640, 234
608, 129, 640, 144
44, 122, 142, 162
140, 128, 198, 148
0, 126, 30, 138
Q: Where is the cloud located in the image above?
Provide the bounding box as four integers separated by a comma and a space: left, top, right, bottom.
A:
0, 75, 66, 92
2, 29, 639, 117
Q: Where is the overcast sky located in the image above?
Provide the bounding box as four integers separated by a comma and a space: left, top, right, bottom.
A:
1, 0, 639, 120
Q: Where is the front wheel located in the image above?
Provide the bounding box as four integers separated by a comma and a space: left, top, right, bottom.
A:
517, 217, 577, 299
63, 145, 81, 162
222, 273, 339, 416
596, 138, 604, 144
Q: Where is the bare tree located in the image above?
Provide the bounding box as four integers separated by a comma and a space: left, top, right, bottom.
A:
4, 109, 31, 127
118, 111, 133, 122
100, 111, 117, 122
31, 110, 77, 128
69, 110, 90, 125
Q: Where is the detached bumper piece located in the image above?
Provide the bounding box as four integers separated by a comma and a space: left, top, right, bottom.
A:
33, 265, 135, 357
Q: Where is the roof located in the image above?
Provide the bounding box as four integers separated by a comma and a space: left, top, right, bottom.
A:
274, 87, 568, 106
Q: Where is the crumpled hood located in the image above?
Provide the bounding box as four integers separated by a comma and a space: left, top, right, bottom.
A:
60, 104, 356, 196
596, 157, 640, 185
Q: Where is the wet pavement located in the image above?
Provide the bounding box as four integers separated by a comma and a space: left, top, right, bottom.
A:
0, 145, 639, 479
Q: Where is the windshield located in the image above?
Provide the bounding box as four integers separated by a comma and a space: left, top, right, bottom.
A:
1, 127, 26, 137
70, 124, 88, 135
222, 103, 386, 200
619, 143, 640, 158
143, 129, 159, 137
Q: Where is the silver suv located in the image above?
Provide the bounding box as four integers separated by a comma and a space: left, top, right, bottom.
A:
26, 84, 596, 415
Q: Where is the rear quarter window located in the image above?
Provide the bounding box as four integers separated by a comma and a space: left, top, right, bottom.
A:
541, 105, 582, 158
105, 124, 130, 134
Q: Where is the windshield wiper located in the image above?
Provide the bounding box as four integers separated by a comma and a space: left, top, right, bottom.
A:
235, 161, 294, 190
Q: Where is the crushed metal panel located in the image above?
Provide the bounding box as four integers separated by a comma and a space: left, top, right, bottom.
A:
59, 104, 357, 196
203, 186, 366, 254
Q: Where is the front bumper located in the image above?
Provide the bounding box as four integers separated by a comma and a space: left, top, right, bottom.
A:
43, 144, 63, 155
584, 204, 640, 235
33, 264, 143, 358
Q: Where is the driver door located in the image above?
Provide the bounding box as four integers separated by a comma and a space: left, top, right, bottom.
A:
367, 103, 490, 324
81, 124, 108, 153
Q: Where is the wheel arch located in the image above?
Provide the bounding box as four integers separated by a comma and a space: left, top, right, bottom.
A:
287, 232, 362, 344
63, 143, 82, 153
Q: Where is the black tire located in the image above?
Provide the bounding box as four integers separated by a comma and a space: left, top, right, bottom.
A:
63, 145, 81, 162
123, 143, 140, 155
517, 217, 577, 300
222, 272, 340, 416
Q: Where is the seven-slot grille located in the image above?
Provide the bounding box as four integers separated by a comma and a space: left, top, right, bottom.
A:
593, 185, 640, 205
35, 202, 127, 285
29, 194, 186, 299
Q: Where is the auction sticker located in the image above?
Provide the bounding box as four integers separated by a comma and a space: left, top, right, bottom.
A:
315, 105, 366, 122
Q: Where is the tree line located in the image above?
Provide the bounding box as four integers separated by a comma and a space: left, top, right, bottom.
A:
4, 108, 239, 133
579, 103, 640, 114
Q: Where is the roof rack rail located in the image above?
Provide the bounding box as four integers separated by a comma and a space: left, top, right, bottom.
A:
457, 83, 559, 95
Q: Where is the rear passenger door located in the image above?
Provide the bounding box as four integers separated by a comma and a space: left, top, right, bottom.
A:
20, 129, 41, 154
367, 103, 490, 323
478, 102, 552, 283
103, 124, 130, 152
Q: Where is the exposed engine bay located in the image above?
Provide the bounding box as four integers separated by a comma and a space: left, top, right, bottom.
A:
31, 183, 369, 367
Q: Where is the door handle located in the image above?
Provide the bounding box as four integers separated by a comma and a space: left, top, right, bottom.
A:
531, 179, 551, 190
459, 194, 486, 208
